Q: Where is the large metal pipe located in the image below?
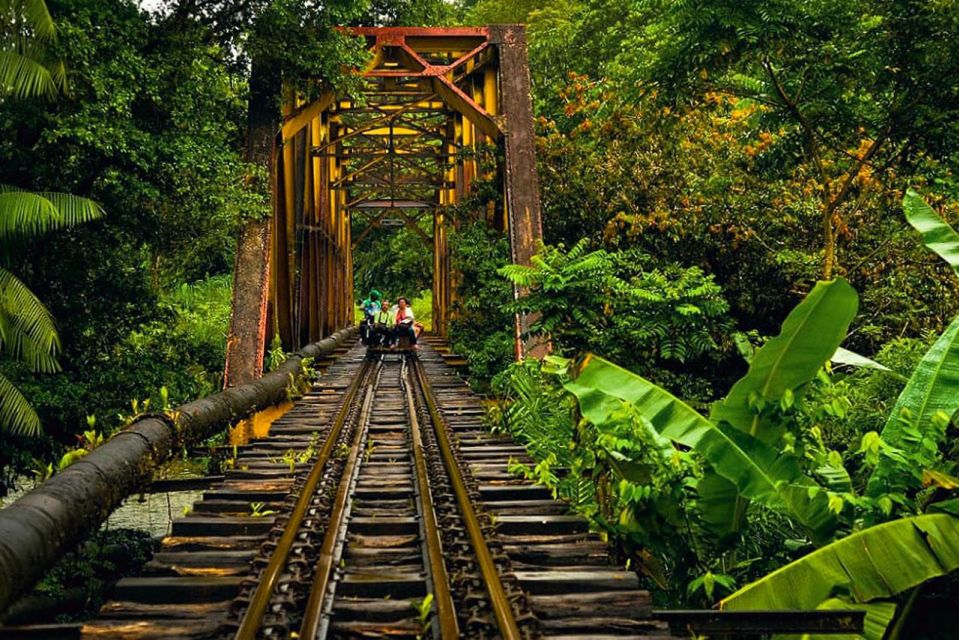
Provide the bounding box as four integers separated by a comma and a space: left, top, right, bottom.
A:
0, 327, 357, 614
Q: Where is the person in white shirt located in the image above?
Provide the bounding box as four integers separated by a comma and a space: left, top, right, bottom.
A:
395, 297, 418, 349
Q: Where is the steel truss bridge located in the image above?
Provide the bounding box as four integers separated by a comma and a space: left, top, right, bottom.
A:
224, 26, 544, 389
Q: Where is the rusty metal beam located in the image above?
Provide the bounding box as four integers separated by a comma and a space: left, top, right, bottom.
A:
334, 138, 444, 185
281, 92, 334, 142
312, 95, 438, 154
430, 75, 502, 140
264, 26, 541, 357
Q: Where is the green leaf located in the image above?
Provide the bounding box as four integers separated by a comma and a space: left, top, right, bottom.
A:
928, 498, 959, 517
903, 188, 959, 277
0, 267, 61, 372
805, 599, 897, 640
607, 454, 653, 484
0, 372, 42, 436
0, 0, 61, 98
722, 513, 959, 640
867, 314, 959, 498
58, 448, 89, 470
815, 457, 853, 493
566, 355, 837, 541
8, 0, 57, 41
0, 51, 55, 99
697, 471, 746, 542
699, 279, 855, 537
0, 187, 104, 241
831, 347, 906, 382
712, 278, 859, 444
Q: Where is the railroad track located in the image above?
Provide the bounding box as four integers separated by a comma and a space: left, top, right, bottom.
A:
34, 340, 675, 639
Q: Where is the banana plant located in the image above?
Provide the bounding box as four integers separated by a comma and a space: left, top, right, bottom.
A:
708, 278, 858, 539
720, 512, 959, 640
711, 278, 859, 445
565, 279, 859, 543
903, 188, 959, 276
865, 191, 959, 501
865, 314, 959, 500
565, 353, 838, 543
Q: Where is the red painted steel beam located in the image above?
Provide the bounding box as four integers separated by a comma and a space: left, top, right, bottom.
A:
347, 26, 490, 38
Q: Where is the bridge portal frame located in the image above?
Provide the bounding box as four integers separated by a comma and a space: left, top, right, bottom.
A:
244, 25, 542, 372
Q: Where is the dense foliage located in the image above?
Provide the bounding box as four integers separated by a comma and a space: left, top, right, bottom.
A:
492, 195, 959, 637
501, 240, 735, 399
2, 0, 959, 634
353, 224, 433, 300
460, 0, 959, 348
0, 0, 252, 491
0, 0, 104, 439
26, 528, 153, 622
447, 221, 516, 386
447, 0, 959, 634
0, 0, 452, 493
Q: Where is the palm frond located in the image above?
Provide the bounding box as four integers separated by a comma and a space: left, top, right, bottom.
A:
36, 191, 104, 226
0, 371, 42, 436
1, 0, 57, 41
0, 50, 59, 98
0, 267, 61, 371
0, 313, 59, 372
0, 187, 104, 240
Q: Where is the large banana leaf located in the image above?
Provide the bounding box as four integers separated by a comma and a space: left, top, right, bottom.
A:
566, 355, 836, 540
866, 314, 959, 497
700, 279, 855, 539
697, 470, 746, 542
903, 188, 959, 277
810, 599, 897, 640
712, 278, 858, 444
721, 513, 959, 640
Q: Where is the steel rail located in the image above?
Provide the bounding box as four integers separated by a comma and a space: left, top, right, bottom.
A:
298, 361, 381, 639
234, 358, 373, 640
412, 358, 522, 640
403, 358, 460, 638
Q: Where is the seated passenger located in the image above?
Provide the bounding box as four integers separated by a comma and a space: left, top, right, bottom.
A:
372, 298, 394, 347
395, 297, 418, 349
359, 290, 381, 345
361, 290, 381, 318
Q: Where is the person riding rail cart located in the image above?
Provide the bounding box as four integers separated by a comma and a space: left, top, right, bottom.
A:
372, 298, 394, 347
394, 297, 418, 350
359, 290, 381, 345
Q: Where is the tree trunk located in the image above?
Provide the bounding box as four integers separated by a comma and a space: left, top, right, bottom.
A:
224, 57, 280, 387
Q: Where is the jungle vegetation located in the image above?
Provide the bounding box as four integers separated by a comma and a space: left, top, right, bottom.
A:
2, 0, 959, 636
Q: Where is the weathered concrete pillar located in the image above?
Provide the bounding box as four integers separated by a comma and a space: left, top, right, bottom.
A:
490, 25, 547, 359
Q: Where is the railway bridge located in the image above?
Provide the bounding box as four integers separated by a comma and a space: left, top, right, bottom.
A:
0, 27, 863, 640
